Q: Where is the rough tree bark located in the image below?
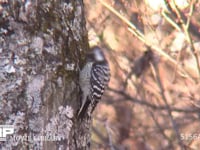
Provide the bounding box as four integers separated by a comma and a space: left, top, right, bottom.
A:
0, 0, 91, 149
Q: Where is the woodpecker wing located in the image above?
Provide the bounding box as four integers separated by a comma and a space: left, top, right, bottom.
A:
89, 62, 110, 112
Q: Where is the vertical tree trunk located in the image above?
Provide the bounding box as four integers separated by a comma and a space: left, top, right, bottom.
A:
0, 0, 90, 149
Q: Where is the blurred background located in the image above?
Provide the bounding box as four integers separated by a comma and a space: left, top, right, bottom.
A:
84, 0, 200, 150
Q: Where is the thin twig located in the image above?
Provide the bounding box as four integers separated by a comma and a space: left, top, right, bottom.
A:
105, 121, 115, 150
92, 127, 108, 143
186, 1, 194, 29
171, 0, 200, 79
151, 61, 186, 150
99, 0, 194, 80
99, 0, 144, 39
128, 27, 193, 80
128, 28, 176, 64
148, 110, 174, 149
161, 10, 181, 31
108, 87, 199, 114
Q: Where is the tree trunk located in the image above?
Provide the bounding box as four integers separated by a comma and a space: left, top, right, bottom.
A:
0, 0, 90, 149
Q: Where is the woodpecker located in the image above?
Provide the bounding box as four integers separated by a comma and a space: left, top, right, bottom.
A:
78, 46, 110, 118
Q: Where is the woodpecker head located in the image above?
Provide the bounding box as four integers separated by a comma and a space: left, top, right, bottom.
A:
88, 46, 106, 62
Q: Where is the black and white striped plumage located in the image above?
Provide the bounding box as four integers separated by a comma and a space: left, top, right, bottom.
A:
78, 46, 110, 118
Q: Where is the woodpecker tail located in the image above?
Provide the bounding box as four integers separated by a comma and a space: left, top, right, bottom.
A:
77, 97, 91, 120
